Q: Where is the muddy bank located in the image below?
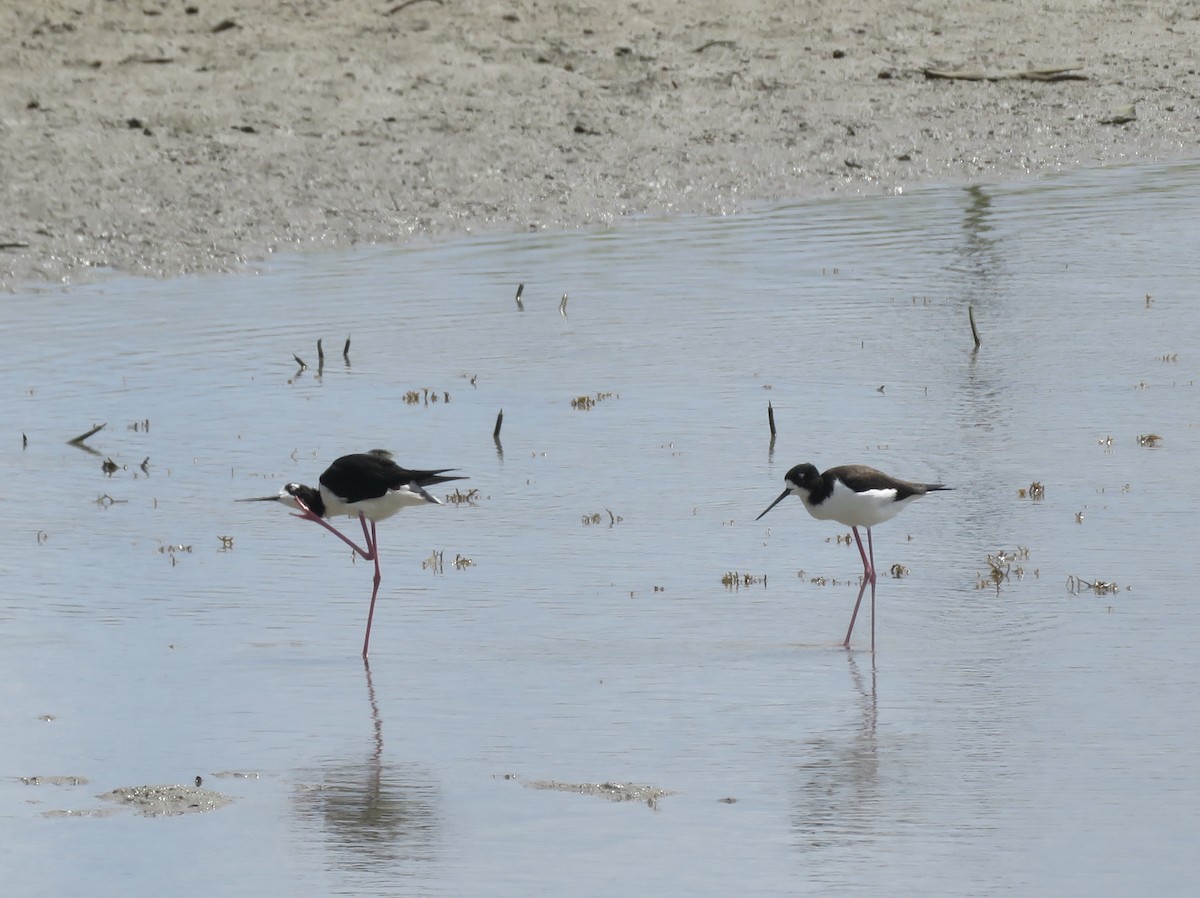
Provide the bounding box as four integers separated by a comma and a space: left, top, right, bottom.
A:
2, 0, 1196, 291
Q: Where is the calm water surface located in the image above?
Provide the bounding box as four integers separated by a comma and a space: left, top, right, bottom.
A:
3, 161, 1200, 896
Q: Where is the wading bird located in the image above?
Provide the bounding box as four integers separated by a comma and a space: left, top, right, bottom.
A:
241, 449, 465, 657
757, 463, 950, 651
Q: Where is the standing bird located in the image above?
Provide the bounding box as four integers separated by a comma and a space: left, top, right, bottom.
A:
756, 463, 950, 651
240, 449, 466, 657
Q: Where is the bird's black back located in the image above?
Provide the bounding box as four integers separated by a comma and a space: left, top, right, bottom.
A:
320, 451, 466, 504
822, 464, 949, 501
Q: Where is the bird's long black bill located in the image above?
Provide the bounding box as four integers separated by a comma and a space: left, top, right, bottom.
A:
756, 489, 790, 521
236, 495, 282, 503
407, 482, 441, 505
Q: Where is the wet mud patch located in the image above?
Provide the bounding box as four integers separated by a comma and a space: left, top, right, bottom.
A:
21, 775, 232, 818
523, 779, 675, 809
20, 774, 89, 786
20, 774, 114, 817
99, 784, 234, 817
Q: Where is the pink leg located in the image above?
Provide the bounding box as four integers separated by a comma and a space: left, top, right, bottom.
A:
290, 499, 384, 658
844, 527, 879, 650
867, 529, 876, 653
362, 518, 382, 659
844, 576, 869, 648
291, 497, 375, 561
852, 526, 876, 585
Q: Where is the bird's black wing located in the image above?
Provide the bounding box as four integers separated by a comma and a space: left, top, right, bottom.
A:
829, 464, 935, 500
389, 466, 467, 490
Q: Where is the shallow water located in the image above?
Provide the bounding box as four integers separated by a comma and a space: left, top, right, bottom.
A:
4, 160, 1200, 896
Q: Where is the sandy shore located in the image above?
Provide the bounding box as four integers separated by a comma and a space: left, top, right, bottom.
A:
2, 0, 1196, 291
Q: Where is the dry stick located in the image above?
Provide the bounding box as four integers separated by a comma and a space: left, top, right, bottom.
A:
386, 0, 442, 13
767, 401, 777, 437
693, 39, 736, 53
515, 283, 525, 311
68, 423, 106, 445
343, 337, 351, 362
317, 338, 325, 362
923, 66, 1086, 83
493, 409, 504, 459
968, 305, 981, 349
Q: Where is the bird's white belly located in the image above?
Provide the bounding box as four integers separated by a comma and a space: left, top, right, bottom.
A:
321, 484, 435, 521
804, 484, 911, 529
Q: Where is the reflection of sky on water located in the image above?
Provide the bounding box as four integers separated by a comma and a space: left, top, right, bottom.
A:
3, 160, 1199, 897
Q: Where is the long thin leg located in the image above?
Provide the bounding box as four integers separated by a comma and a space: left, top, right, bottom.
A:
844, 526, 879, 649
362, 518, 382, 658
844, 526, 870, 646
362, 567, 381, 658
867, 529, 876, 653
291, 497, 376, 560
844, 576, 869, 647
370, 520, 380, 584
291, 498, 384, 658
855, 526, 876, 584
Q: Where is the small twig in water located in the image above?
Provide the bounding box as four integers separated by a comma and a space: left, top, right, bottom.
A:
1067, 574, 1119, 596
515, 283, 525, 311
493, 409, 504, 440
968, 305, 981, 349
68, 423, 106, 445
767, 401, 777, 438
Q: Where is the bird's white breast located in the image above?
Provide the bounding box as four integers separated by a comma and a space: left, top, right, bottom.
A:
320, 483, 439, 522
802, 481, 914, 529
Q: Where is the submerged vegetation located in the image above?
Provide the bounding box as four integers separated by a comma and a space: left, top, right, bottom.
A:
721, 571, 766, 590
976, 546, 1035, 594
571, 391, 619, 410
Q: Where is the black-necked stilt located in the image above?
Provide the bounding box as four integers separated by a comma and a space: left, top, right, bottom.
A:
240, 449, 466, 657
756, 463, 950, 651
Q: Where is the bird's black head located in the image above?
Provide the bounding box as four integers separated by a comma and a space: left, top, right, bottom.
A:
237, 482, 326, 517
784, 463, 821, 493
756, 462, 822, 521
281, 483, 325, 516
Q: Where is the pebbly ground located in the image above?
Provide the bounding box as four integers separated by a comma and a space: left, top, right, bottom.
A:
2, 0, 1198, 291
